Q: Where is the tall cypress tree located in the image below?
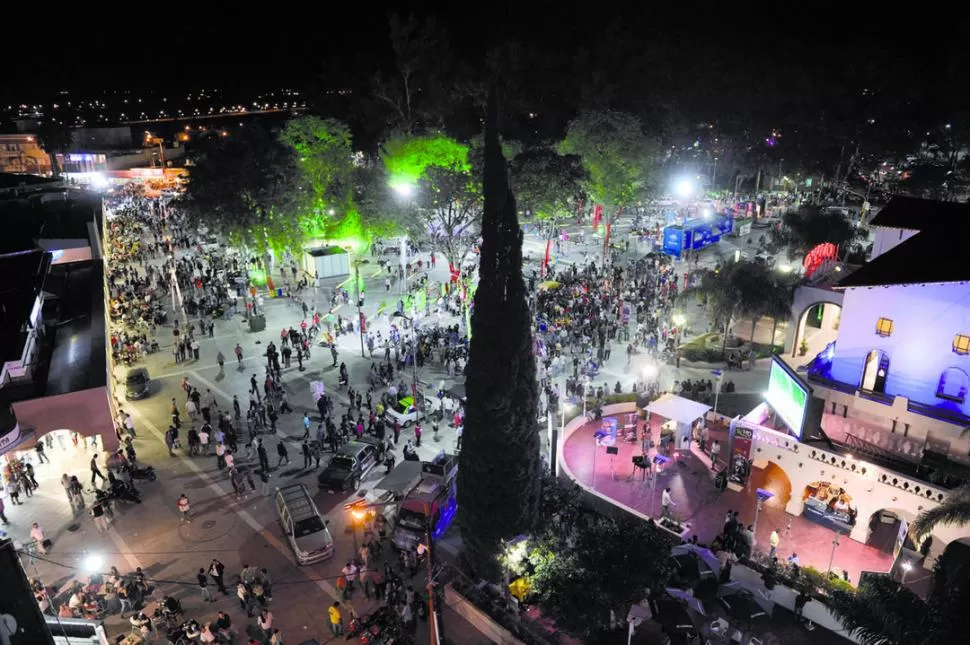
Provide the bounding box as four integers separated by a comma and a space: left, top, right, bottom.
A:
457, 91, 542, 579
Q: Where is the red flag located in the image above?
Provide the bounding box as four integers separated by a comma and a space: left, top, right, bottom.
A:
592, 205, 603, 232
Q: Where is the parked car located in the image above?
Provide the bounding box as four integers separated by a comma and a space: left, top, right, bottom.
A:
276, 483, 334, 565
125, 368, 151, 400
383, 396, 426, 428
318, 437, 385, 493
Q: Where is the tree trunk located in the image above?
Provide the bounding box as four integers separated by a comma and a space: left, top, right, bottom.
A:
750, 316, 758, 344
770, 317, 779, 350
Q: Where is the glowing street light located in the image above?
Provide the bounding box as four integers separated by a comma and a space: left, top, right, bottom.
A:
642, 363, 659, 381
82, 554, 103, 574
391, 181, 415, 198
673, 177, 694, 199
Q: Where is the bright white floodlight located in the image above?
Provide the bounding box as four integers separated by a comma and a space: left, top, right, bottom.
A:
392, 183, 414, 198
674, 178, 694, 199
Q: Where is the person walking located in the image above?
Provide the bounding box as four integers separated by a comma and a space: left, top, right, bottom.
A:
234, 343, 244, 368
177, 494, 192, 523
276, 441, 289, 467
31, 522, 48, 554
328, 602, 342, 636
302, 413, 311, 440
710, 439, 721, 470
0, 498, 7, 525
90, 499, 109, 533
35, 441, 50, 464
209, 559, 228, 594
90, 454, 106, 487
769, 529, 780, 559
198, 568, 214, 602
661, 487, 676, 519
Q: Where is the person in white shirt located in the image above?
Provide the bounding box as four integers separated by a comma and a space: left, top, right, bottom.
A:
661, 488, 676, 519
30, 523, 48, 553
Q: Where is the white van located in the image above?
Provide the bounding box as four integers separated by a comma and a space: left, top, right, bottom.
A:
276, 484, 334, 565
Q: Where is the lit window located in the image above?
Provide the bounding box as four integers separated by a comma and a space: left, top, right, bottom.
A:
876, 318, 894, 337
954, 334, 970, 355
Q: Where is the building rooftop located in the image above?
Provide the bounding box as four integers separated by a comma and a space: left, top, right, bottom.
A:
0, 250, 50, 362
838, 196, 970, 289
868, 195, 970, 230
836, 226, 970, 288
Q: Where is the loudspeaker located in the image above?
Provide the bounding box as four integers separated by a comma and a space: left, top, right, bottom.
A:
606, 446, 619, 455
632, 455, 646, 467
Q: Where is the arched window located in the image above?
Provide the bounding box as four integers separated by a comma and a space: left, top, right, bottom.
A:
936, 368, 969, 403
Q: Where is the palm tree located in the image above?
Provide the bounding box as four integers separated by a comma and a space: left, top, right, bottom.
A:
35, 120, 74, 177
764, 276, 797, 350
909, 484, 970, 543
828, 547, 970, 645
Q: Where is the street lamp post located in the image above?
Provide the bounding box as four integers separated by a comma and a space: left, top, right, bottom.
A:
393, 312, 420, 401
712, 369, 723, 416
355, 259, 370, 358
827, 530, 840, 575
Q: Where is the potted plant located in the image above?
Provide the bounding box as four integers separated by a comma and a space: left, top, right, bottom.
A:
798, 338, 809, 356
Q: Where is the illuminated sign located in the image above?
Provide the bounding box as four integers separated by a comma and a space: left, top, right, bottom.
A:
764, 359, 809, 438
803, 242, 838, 278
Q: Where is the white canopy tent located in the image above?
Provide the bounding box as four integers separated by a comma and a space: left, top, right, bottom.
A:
645, 393, 712, 449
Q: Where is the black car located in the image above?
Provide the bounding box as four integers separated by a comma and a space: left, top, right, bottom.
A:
125, 368, 151, 400
318, 438, 385, 493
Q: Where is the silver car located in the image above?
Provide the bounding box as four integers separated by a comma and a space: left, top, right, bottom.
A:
276, 484, 334, 565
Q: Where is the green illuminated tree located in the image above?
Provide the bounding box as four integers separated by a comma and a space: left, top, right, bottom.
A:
380, 133, 482, 268
179, 126, 303, 254
279, 116, 355, 237
559, 110, 657, 258
457, 94, 541, 579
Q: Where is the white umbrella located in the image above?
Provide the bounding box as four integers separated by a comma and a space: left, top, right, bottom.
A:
664, 587, 706, 616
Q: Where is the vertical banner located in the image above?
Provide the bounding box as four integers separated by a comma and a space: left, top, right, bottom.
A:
359, 312, 367, 334
542, 238, 551, 277
592, 205, 603, 231
727, 417, 754, 485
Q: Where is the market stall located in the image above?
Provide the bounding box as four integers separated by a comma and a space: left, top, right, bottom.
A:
801, 480, 858, 534
644, 393, 711, 451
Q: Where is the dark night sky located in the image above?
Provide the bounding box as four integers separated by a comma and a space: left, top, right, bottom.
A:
4, 3, 966, 112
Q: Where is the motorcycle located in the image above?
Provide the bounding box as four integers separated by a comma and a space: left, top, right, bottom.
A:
122, 462, 157, 482
109, 481, 142, 504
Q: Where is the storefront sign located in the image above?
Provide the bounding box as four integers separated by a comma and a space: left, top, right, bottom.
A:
727, 419, 754, 485
0, 424, 21, 453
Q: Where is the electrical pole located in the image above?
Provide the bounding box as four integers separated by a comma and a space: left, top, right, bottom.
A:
425, 502, 442, 645
355, 261, 366, 358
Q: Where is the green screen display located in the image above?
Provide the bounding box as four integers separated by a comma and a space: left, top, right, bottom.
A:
765, 359, 808, 437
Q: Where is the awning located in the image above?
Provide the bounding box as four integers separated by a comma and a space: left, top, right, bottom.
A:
644, 393, 711, 425
373, 461, 423, 494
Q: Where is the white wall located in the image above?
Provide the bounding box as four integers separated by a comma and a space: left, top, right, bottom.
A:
870, 226, 918, 259
828, 283, 970, 419
748, 420, 963, 565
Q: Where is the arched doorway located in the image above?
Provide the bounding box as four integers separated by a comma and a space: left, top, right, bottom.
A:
862, 349, 890, 393
749, 461, 793, 509
865, 508, 916, 554
791, 302, 842, 363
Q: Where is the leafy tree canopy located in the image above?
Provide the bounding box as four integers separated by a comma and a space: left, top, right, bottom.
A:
509, 148, 586, 221
279, 116, 355, 215
559, 110, 657, 210
381, 132, 470, 192
179, 126, 303, 254
774, 206, 864, 257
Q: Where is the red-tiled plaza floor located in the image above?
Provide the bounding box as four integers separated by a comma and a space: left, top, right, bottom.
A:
562, 414, 895, 584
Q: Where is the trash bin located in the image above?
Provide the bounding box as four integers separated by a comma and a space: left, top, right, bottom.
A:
276, 288, 283, 298
249, 314, 266, 332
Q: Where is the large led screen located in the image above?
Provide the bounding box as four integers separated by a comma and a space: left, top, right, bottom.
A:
765, 358, 809, 437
